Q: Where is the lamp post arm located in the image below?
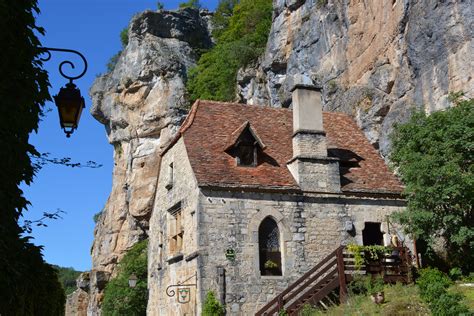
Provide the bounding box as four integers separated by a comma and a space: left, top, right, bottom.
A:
38, 47, 88, 83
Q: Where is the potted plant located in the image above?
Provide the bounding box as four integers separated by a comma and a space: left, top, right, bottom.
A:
263, 260, 280, 275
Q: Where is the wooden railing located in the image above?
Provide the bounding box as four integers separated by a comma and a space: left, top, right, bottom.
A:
255, 246, 412, 316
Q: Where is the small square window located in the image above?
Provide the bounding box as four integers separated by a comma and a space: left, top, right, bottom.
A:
169, 206, 183, 255
165, 162, 173, 190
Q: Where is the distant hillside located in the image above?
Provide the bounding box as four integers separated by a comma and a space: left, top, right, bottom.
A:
53, 265, 82, 295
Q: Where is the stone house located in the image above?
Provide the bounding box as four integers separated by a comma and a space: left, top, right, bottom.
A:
147, 85, 411, 315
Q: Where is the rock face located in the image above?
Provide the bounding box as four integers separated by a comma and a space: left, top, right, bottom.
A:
237, 0, 473, 156
75, 8, 213, 315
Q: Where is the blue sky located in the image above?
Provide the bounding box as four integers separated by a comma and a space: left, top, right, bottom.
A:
25, 0, 219, 271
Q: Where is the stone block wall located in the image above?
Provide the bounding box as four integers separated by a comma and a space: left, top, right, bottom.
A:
148, 138, 201, 316
196, 190, 407, 315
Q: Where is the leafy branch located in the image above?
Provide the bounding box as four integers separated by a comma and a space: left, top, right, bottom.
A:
21, 209, 66, 234
31, 152, 102, 171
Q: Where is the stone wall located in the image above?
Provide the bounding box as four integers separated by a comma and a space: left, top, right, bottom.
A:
147, 138, 201, 316
196, 189, 407, 315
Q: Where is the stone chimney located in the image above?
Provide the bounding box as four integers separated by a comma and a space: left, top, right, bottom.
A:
287, 84, 341, 193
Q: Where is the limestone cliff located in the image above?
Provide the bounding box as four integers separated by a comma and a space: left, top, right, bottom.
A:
238, 0, 473, 156
68, 1, 473, 314
66, 8, 213, 315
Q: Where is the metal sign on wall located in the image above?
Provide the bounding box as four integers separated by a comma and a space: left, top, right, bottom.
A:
166, 272, 197, 304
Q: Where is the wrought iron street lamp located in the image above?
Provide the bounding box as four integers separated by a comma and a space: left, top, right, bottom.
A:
128, 273, 138, 288
39, 47, 88, 137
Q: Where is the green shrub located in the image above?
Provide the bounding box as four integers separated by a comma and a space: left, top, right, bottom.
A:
417, 268, 452, 302
449, 267, 463, 281
202, 291, 225, 316
299, 304, 318, 315
348, 275, 370, 295
102, 240, 148, 316
430, 292, 469, 316
348, 275, 384, 296
417, 267, 470, 315
179, 0, 201, 9
186, 0, 272, 103
54, 265, 82, 295
93, 209, 103, 223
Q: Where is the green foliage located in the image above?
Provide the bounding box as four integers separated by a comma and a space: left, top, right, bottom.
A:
102, 240, 148, 316
299, 304, 317, 315
297, 283, 431, 315
93, 209, 103, 223
430, 292, 469, 316
120, 27, 129, 47
107, 51, 121, 73
211, 0, 239, 39
0, 0, 66, 314
106, 26, 128, 73
179, 0, 201, 9
417, 268, 453, 302
390, 94, 474, 271
202, 291, 225, 316
187, 0, 272, 103
264, 259, 278, 269
347, 244, 391, 270
54, 266, 83, 295
349, 275, 384, 296
417, 267, 469, 315
449, 267, 463, 281
157, 2, 164, 10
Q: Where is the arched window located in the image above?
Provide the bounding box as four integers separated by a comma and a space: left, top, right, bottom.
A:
259, 217, 282, 276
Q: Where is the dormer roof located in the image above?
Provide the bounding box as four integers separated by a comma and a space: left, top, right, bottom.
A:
224, 121, 267, 152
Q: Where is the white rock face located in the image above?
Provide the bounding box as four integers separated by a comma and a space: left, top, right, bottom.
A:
237, 0, 473, 156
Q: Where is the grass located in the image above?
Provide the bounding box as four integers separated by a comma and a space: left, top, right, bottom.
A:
451, 283, 474, 311
302, 283, 430, 316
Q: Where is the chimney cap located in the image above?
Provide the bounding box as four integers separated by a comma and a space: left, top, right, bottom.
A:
290, 84, 322, 93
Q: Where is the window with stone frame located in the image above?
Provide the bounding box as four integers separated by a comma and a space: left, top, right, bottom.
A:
259, 217, 282, 276
168, 204, 183, 255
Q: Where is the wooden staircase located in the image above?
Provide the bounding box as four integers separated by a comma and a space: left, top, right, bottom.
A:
255, 246, 411, 316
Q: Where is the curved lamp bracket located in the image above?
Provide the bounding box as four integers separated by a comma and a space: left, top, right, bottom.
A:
38, 47, 88, 83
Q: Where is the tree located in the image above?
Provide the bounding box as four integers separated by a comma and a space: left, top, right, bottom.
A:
0, 0, 66, 314
178, 0, 201, 9
186, 0, 272, 103
211, 0, 239, 39
202, 291, 225, 316
102, 240, 148, 316
390, 94, 473, 272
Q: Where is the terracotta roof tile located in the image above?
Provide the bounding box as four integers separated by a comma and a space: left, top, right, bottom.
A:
178, 100, 403, 194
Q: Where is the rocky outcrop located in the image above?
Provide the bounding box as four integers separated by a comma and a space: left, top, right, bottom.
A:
237, 0, 473, 156
65, 272, 90, 316
72, 8, 213, 315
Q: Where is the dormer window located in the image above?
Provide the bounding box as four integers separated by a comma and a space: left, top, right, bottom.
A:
236, 143, 257, 166
224, 121, 266, 167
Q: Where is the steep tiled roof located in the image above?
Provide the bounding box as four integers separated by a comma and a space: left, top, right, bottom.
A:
170, 100, 403, 195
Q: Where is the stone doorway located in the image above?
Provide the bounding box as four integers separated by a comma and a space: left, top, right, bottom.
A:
362, 222, 383, 246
